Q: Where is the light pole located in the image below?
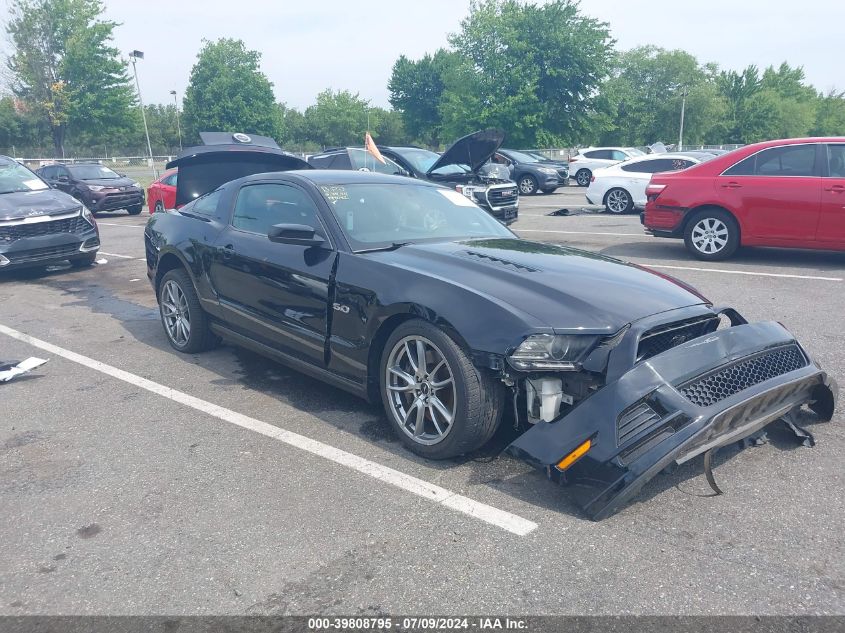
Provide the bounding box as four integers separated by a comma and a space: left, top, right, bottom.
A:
678, 86, 688, 152
170, 90, 182, 151
129, 50, 157, 178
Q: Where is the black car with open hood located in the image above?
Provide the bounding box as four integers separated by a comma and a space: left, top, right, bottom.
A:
0, 156, 100, 269
166, 132, 311, 207
144, 169, 837, 520
309, 130, 519, 225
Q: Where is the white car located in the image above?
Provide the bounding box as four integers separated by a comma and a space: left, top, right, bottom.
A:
568, 147, 645, 187
585, 154, 703, 214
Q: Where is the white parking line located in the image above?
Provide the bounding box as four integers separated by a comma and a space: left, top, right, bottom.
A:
646, 264, 843, 282
97, 222, 145, 228
516, 228, 643, 237
0, 323, 538, 537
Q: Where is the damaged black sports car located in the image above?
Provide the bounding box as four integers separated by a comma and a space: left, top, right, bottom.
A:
145, 166, 838, 520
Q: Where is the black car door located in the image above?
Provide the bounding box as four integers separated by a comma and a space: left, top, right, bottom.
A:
208, 181, 336, 366
54, 166, 74, 195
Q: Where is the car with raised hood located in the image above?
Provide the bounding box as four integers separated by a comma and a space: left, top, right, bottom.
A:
0, 155, 100, 270
586, 153, 706, 214
490, 149, 564, 195
144, 166, 837, 520
336, 129, 519, 225
643, 137, 845, 260
36, 162, 144, 215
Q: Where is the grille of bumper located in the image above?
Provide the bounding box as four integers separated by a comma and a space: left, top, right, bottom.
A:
96, 192, 142, 210
617, 402, 661, 445
637, 315, 720, 362
0, 216, 90, 242
680, 345, 807, 408
486, 186, 519, 206
6, 243, 83, 263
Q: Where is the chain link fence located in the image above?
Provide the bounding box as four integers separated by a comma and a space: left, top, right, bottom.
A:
7, 156, 173, 189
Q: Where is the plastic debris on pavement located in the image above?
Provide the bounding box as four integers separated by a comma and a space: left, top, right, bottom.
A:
0, 358, 48, 383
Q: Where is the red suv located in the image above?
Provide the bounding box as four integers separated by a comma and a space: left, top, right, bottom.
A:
642, 137, 845, 260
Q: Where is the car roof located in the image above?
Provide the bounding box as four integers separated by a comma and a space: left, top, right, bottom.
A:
241, 169, 441, 187
611, 153, 701, 166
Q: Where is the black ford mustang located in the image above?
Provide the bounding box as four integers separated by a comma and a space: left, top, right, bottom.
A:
144, 169, 838, 520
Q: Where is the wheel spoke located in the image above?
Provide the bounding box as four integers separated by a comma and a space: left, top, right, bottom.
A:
404, 341, 417, 373
415, 340, 427, 376
431, 376, 453, 390
430, 396, 453, 425
428, 404, 444, 435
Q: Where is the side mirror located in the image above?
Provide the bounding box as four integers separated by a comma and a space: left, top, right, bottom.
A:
268, 223, 326, 247
57, 174, 69, 182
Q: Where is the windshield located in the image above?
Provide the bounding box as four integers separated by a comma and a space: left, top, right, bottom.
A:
319, 183, 513, 251
525, 151, 554, 162
68, 164, 121, 180
625, 148, 646, 157
505, 150, 541, 164
0, 158, 49, 194
392, 148, 469, 176
347, 148, 406, 175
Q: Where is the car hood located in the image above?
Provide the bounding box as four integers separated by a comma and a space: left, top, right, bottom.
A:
80, 177, 137, 188
428, 129, 505, 175
0, 189, 82, 221
367, 239, 708, 333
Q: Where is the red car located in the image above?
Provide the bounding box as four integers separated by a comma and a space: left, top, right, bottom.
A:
147, 169, 177, 213
643, 137, 845, 260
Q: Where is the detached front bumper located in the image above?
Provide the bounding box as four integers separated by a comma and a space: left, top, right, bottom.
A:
506, 321, 838, 520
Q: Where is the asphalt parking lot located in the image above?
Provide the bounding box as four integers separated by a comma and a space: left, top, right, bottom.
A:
1, 187, 843, 616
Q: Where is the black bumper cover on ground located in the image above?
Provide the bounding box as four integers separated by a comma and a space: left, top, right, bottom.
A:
506, 321, 838, 520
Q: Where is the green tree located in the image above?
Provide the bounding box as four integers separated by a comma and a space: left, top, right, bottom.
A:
6, 0, 136, 157
304, 89, 371, 148
444, 0, 615, 147
812, 90, 845, 136
182, 39, 278, 142
599, 46, 726, 146
388, 49, 460, 146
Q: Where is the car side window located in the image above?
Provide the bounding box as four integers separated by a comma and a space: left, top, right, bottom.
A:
164, 173, 178, 186
611, 150, 627, 161
57, 167, 70, 179
40, 166, 55, 179
621, 160, 659, 173
582, 150, 602, 159
826, 144, 845, 178
190, 189, 223, 217
725, 145, 817, 177
233, 183, 321, 237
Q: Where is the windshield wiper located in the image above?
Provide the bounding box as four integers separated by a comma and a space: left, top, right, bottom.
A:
355, 242, 411, 254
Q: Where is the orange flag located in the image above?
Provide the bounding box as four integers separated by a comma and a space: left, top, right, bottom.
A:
365, 131, 386, 164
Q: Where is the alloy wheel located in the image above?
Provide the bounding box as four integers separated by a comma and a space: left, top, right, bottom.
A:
519, 176, 537, 195
385, 335, 456, 446
606, 189, 630, 213
576, 170, 591, 186
160, 279, 191, 347
691, 217, 729, 255
155, 201, 164, 213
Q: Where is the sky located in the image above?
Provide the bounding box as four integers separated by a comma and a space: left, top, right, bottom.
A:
51, 0, 845, 109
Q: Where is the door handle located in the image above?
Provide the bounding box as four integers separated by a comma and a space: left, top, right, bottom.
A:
221, 244, 235, 260
720, 181, 742, 189
824, 184, 845, 193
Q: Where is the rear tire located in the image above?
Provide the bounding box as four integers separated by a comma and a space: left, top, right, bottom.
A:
158, 269, 217, 353
154, 201, 164, 213
575, 169, 591, 187
541, 188, 557, 194
379, 319, 504, 459
518, 175, 538, 195
683, 208, 740, 261
128, 204, 143, 215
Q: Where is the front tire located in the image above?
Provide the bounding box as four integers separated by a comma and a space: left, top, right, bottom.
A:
158, 269, 217, 353
154, 200, 164, 213
541, 188, 557, 194
575, 169, 592, 187
604, 188, 633, 214
518, 175, 538, 195
379, 319, 504, 459
683, 208, 740, 261
128, 204, 143, 215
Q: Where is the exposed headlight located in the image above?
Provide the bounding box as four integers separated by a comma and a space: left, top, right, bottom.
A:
132, 181, 141, 188
87, 185, 106, 192
508, 334, 600, 370
538, 167, 558, 175
80, 205, 96, 227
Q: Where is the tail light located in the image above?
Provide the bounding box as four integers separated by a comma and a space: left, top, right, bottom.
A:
590, 175, 595, 183
569, 157, 578, 163
646, 183, 666, 202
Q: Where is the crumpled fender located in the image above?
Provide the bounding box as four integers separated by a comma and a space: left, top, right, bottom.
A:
505, 321, 838, 520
